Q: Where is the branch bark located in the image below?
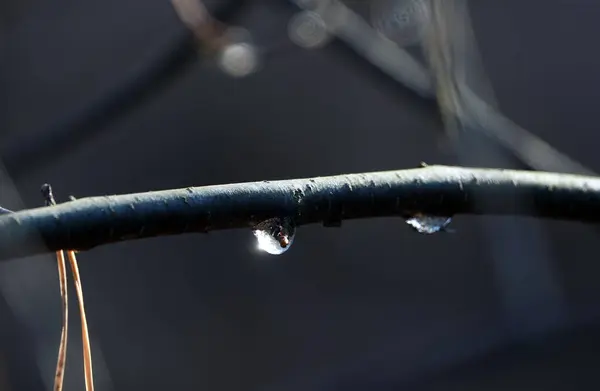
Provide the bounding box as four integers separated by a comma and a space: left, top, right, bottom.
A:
0, 165, 598, 262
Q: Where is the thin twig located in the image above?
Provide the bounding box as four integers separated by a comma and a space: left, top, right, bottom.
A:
42, 185, 70, 391
53, 250, 68, 391
0, 165, 598, 261
66, 250, 94, 391
171, 0, 228, 53
43, 184, 94, 391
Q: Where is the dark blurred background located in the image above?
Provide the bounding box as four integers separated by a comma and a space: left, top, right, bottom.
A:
1, 0, 600, 390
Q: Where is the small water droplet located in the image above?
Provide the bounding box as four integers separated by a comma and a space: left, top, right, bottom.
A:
406, 214, 452, 234
253, 217, 296, 255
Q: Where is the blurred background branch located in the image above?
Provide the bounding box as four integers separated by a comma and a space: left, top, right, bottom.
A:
3, 0, 593, 179
1, 0, 248, 180
288, 0, 594, 175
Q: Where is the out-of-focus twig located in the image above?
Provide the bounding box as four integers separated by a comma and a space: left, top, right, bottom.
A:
291, 0, 595, 176
297, 0, 433, 97
421, 0, 468, 138
421, 0, 569, 339
421, 0, 593, 175
171, 0, 261, 77
3, 0, 247, 180
171, 0, 228, 53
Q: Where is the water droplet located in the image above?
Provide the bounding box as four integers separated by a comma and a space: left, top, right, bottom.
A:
370, 0, 430, 47
253, 217, 296, 255
288, 11, 332, 49
406, 214, 452, 234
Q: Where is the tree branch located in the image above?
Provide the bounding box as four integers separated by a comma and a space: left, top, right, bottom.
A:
0, 165, 598, 262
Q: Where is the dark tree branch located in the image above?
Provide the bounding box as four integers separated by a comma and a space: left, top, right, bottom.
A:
0, 165, 598, 262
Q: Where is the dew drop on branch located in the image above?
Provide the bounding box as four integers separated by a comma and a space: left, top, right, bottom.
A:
405, 214, 452, 234
253, 217, 296, 255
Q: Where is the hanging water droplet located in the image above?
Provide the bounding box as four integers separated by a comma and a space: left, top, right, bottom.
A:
405, 214, 452, 234
370, 0, 430, 47
253, 217, 296, 255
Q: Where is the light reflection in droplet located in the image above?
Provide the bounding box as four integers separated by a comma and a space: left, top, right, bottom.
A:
406, 214, 452, 234
253, 217, 296, 255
